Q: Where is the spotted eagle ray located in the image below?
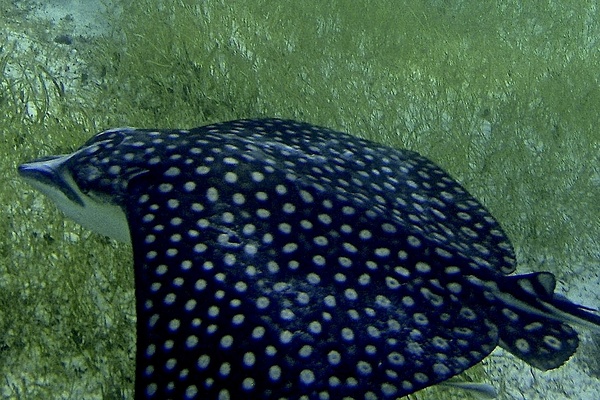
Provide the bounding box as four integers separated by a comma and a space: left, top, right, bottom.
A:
18, 118, 600, 399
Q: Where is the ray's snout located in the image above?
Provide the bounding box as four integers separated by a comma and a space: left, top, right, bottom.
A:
18, 156, 84, 207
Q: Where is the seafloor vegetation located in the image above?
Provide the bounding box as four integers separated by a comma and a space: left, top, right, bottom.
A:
1, 0, 598, 398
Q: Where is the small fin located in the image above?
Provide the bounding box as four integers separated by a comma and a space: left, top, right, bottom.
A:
439, 381, 498, 399
513, 272, 555, 300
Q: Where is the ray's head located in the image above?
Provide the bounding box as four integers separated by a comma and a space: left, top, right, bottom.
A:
17, 127, 153, 243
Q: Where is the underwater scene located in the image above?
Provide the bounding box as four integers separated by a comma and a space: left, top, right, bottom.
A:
1, 0, 599, 399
